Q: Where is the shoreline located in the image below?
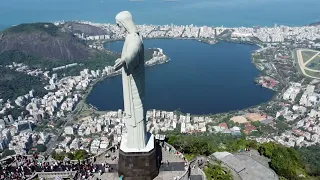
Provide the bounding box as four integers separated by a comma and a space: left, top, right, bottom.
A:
84, 38, 276, 117
83, 55, 170, 108
91, 37, 220, 49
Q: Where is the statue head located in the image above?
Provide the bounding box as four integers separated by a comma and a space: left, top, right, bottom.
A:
116, 11, 138, 34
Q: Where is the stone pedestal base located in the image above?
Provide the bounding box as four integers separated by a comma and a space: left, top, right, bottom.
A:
118, 133, 159, 180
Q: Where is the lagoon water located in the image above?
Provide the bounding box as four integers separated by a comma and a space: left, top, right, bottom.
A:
1, 0, 315, 114
87, 39, 274, 114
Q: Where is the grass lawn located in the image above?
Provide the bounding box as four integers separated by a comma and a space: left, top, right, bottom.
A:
301, 50, 318, 63
306, 55, 320, 70
305, 69, 320, 79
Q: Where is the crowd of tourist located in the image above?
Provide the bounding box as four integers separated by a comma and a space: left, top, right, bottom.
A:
0, 151, 118, 180
0, 154, 44, 179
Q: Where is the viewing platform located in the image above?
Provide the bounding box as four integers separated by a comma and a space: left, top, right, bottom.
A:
93, 143, 190, 180
1, 142, 194, 180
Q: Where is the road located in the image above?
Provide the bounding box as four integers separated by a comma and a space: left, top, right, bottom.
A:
45, 100, 85, 154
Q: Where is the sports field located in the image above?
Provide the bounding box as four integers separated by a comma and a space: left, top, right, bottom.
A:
295, 49, 320, 79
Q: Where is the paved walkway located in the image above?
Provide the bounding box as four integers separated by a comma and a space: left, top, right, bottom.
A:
156, 148, 186, 180
189, 156, 206, 180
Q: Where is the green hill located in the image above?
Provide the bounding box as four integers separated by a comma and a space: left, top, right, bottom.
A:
0, 22, 100, 62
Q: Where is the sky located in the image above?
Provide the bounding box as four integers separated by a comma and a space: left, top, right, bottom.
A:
0, 0, 319, 27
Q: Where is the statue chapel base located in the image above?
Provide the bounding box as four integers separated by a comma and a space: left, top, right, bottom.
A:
118, 132, 160, 180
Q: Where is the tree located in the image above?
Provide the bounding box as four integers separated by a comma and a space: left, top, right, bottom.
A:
295, 92, 303, 104
297, 145, 320, 176
252, 121, 261, 127
246, 140, 259, 149
204, 163, 232, 180
279, 177, 288, 180
51, 151, 66, 161
57, 136, 65, 142
168, 135, 177, 145
276, 121, 289, 133
258, 142, 278, 158
66, 152, 74, 160
74, 150, 88, 160
278, 115, 285, 121
54, 120, 64, 128
258, 142, 306, 180
36, 144, 47, 152
167, 133, 313, 179
226, 120, 234, 128
34, 126, 43, 132
1, 149, 15, 158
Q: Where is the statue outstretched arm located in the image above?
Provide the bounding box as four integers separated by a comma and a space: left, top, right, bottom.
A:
114, 58, 125, 71
113, 34, 142, 71
123, 34, 142, 66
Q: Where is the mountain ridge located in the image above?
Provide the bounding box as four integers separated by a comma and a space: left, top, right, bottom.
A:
0, 22, 100, 62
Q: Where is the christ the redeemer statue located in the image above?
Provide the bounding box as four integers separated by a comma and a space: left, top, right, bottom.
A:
114, 11, 147, 150
115, 11, 159, 180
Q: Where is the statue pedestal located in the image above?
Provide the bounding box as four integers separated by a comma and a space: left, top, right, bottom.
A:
118, 133, 160, 180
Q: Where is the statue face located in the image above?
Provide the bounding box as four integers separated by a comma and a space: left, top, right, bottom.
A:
117, 22, 126, 34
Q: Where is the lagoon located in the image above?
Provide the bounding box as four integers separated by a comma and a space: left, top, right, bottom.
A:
87, 39, 274, 115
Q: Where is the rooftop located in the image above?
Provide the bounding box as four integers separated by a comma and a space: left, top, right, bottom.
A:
211, 151, 278, 180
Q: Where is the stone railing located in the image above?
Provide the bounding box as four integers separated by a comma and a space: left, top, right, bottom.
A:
27, 173, 39, 180
0, 155, 17, 162
189, 156, 208, 180
197, 167, 207, 180
0, 154, 45, 162
27, 171, 77, 180
163, 142, 190, 180
178, 163, 191, 180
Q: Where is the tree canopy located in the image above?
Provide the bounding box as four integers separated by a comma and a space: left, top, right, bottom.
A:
204, 163, 232, 180
1, 149, 16, 158
36, 144, 47, 152
51, 149, 89, 161
168, 133, 315, 180
296, 145, 320, 177
168, 134, 257, 157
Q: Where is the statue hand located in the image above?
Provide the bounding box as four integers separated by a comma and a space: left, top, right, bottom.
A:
114, 58, 125, 71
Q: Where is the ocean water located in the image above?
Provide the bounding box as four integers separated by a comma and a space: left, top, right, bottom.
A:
0, 0, 319, 27
87, 39, 274, 114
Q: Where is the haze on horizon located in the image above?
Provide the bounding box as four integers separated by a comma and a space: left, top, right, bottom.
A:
0, 0, 319, 28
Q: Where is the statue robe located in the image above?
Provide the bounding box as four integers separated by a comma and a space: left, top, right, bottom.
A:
121, 32, 147, 150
